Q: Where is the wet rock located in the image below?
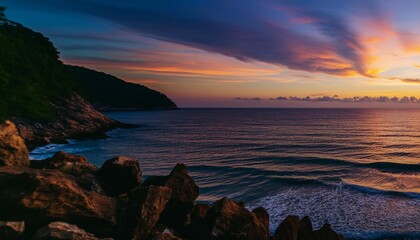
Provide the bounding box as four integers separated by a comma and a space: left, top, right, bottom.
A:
0, 221, 25, 240
312, 223, 344, 240
116, 186, 172, 240
0, 120, 29, 167
273, 215, 301, 240
252, 207, 270, 240
144, 164, 199, 228
0, 166, 117, 237
97, 156, 142, 196
273, 215, 316, 240
297, 216, 313, 240
187, 197, 268, 240
32, 222, 99, 240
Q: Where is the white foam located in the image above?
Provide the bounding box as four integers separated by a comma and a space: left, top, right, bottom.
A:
248, 184, 420, 239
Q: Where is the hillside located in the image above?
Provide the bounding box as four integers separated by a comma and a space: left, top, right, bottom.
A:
68, 65, 177, 111
0, 9, 76, 121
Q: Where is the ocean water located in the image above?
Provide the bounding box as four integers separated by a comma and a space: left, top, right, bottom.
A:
30, 109, 420, 240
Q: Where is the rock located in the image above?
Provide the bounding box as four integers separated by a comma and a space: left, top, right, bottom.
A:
143, 164, 199, 229
187, 197, 268, 240
0, 221, 25, 240
297, 216, 313, 240
191, 203, 210, 223
30, 151, 97, 175
32, 222, 99, 240
273, 215, 301, 240
0, 166, 117, 237
31, 152, 103, 193
312, 223, 344, 240
252, 207, 270, 240
97, 156, 142, 196
0, 120, 29, 167
152, 232, 183, 240
116, 186, 172, 240
14, 94, 125, 149
273, 215, 315, 240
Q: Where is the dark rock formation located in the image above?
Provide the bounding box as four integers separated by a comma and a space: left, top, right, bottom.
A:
31, 151, 103, 193
186, 197, 269, 240
0, 121, 29, 167
0, 166, 117, 237
252, 207, 270, 240
274, 216, 344, 240
97, 156, 142, 196
32, 222, 99, 240
152, 232, 183, 240
312, 223, 344, 240
144, 164, 199, 229
273, 215, 301, 240
14, 94, 127, 149
116, 186, 172, 240
31, 151, 97, 175
191, 203, 210, 223
0, 221, 25, 240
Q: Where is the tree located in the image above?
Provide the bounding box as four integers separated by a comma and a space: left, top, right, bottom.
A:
0, 6, 7, 23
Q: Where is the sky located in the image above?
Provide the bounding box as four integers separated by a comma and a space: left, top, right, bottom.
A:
4, 0, 420, 107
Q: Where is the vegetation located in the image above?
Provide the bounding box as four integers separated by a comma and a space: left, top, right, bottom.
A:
0, 7, 76, 121
0, 8, 176, 121
68, 66, 177, 110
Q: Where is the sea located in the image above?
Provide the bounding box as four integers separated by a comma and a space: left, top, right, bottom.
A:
30, 109, 420, 240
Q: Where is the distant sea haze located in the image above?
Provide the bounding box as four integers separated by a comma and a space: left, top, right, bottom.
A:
31, 109, 420, 240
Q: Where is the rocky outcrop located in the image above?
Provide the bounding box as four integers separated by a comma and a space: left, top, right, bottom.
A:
13, 94, 129, 149
0, 121, 29, 167
0, 146, 345, 240
97, 156, 142, 196
185, 197, 269, 240
144, 164, 199, 229
0, 221, 25, 240
32, 222, 99, 240
30, 151, 103, 193
0, 166, 117, 237
273, 216, 343, 240
312, 223, 344, 240
116, 186, 172, 240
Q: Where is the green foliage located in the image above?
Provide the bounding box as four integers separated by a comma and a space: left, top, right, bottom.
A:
68, 66, 177, 110
0, 11, 76, 121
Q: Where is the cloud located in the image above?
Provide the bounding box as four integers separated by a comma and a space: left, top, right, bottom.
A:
270, 95, 420, 103
234, 97, 261, 101
12, 0, 374, 77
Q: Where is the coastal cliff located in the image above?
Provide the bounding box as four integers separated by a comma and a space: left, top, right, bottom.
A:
0, 121, 345, 240
0, 9, 176, 148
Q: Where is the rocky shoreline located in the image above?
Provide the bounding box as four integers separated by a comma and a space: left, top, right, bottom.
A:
0, 121, 345, 240
12, 94, 135, 149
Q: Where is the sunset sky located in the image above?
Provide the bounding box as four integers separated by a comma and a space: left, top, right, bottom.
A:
5, 0, 420, 107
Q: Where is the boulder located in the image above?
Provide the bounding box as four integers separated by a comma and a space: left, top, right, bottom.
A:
152, 232, 183, 240
297, 216, 313, 240
30, 152, 103, 193
312, 223, 344, 240
116, 186, 172, 240
144, 164, 199, 228
252, 207, 270, 240
30, 151, 97, 175
32, 222, 99, 240
273, 215, 315, 240
0, 166, 117, 237
97, 156, 142, 196
0, 221, 24, 240
0, 120, 29, 167
191, 203, 210, 223
186, 197, 268, 240
273, 215, 301, 240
